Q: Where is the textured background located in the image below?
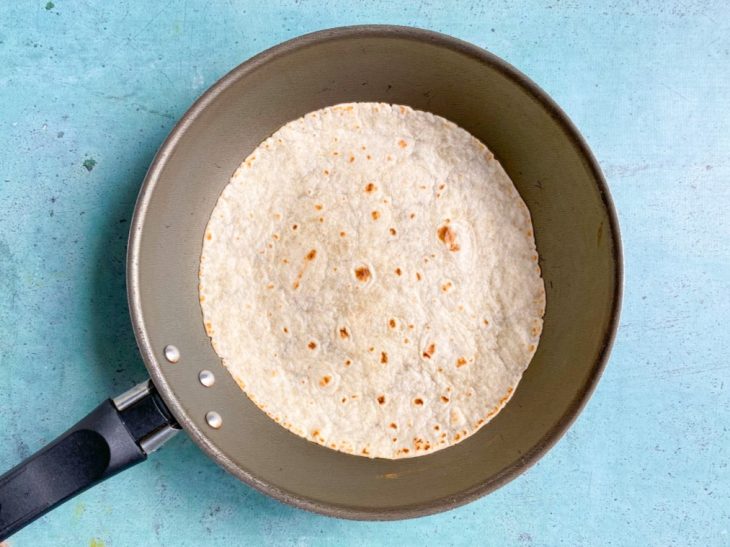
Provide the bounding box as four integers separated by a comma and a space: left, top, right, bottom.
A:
1, 1, 728, 546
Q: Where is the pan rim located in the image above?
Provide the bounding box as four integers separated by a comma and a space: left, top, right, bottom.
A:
127, 24, 623, 520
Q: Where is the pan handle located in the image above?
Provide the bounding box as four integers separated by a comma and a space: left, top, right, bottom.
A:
0, 380, 179, 540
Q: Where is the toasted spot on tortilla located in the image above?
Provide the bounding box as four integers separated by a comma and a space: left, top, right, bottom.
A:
422, 343, 435, 359
437, 224, 460, 252
354, 266, 371, 282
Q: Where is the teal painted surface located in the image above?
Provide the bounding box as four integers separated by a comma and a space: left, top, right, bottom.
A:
0, 1, 728, 545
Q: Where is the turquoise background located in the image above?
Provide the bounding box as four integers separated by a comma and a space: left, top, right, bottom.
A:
1, 1, 728, 545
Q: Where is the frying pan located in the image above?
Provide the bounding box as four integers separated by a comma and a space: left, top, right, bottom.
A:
0, 25, 622, 539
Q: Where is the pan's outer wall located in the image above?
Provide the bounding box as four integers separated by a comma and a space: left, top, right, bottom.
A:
128, 26, 622, 520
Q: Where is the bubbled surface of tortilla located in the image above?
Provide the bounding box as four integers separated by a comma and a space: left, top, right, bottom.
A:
200, 103, 545, 459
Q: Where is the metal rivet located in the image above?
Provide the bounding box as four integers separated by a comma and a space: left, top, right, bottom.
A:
163, 345, 180, 363
206, 411, 223, 429
199, 370, 215, 387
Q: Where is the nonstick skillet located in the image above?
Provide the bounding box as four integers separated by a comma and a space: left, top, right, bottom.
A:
0, 25, 622, 539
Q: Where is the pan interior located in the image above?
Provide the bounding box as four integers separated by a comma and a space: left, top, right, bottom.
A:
129, 27, 619, 518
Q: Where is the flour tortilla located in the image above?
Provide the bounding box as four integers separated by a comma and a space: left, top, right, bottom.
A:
199, 103, 545, 459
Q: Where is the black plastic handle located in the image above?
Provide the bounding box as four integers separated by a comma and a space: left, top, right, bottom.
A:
0, 381, 178, 540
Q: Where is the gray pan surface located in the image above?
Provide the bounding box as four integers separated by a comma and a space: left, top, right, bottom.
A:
128, 25, 622, 519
